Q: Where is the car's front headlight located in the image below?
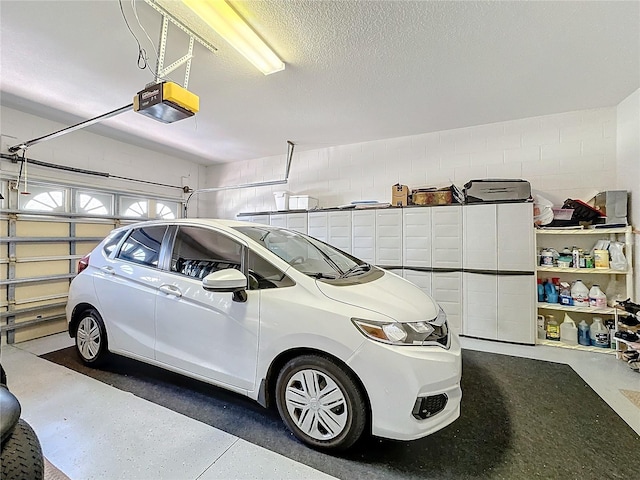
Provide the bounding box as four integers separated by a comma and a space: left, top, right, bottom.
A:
351, 307, 449, 347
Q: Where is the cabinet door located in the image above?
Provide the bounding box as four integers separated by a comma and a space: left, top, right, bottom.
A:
375, 209, 403, 266
352, 210, 376, 264
286, 213, 308, 234
307, 211, 328, 242
433, 271, 463, 336
403, 208, 432, 268
497, 275, 535, 344
328, 211, 352, 253
431, 206, 462, 268
463, 204, 497, 270
497, 203, 535, 271
462, 272, 498, 340
403, 269, 432, 296
251, 214, 270, 225
269, 214, 287, 228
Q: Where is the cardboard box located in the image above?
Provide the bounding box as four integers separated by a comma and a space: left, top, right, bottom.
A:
391, 184, 409, 206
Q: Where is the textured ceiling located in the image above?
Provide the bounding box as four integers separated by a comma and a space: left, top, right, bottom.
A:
1, 0, 638, 165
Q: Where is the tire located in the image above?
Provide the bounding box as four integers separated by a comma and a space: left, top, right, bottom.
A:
1, 419, 44, 480
75, 308, 108, 367
275, 355, 367, 451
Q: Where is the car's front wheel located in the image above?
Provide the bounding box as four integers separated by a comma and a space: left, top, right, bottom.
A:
75, 308, 108, 367
275, 355, 366, 450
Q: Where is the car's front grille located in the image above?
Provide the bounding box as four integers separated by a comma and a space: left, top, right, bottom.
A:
412, 394, 448, 420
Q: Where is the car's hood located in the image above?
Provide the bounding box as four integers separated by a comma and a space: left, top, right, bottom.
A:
315, 271, 439, 322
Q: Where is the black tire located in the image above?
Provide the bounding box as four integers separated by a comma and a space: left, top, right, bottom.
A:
74, 308, 109, 367
275, 355, 367, 451
1, 419, 44, 480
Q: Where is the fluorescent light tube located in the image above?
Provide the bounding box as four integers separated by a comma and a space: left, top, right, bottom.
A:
182, 0, 285, 75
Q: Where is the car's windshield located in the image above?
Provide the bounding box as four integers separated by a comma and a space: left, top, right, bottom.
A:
234, 226, 369, 279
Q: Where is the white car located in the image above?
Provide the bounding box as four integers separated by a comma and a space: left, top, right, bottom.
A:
66, 219, 462, 450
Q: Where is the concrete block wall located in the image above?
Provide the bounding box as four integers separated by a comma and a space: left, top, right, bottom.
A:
204, 106, 618, 218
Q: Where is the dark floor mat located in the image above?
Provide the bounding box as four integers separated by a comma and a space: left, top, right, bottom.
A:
42, 347, 638, 480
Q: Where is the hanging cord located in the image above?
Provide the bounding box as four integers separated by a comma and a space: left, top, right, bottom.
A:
21, 150, 30, 195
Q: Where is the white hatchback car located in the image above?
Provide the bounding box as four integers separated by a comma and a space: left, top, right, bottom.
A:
66, 219, 462, 450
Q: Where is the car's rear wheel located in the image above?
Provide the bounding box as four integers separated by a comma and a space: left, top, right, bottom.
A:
275, 355, 366, 450
75, 309, 108, 367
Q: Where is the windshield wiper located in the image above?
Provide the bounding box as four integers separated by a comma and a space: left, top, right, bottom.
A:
340, 263, 371, 278
305, 272, 338, 280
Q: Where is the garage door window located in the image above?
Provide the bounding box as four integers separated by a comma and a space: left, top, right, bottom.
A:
77, 191, 113, 216
171, 227, 242, 278
121, 198, 148, 218
117, 226, 167, 267
20, 184, 67, 212
156, 202, 177, 219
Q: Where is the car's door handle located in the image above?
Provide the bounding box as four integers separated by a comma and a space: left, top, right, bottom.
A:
101, 266, 115, 275
159, 284, 182, 297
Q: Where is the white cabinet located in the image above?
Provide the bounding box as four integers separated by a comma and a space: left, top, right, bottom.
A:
328, 211, 352, 253
307, 211, 328, 242
431, 205, 462, 268
403, 208, 432, 267
403, 269, 431, 295
285, 212, 308, 234
463, 203, 535, 271
433, 272, 463, 336
498, 276, 536, 344
375, 209, 403, 267
250, 214, 270, 225
352, 210, 376, 264
269, 213, 287, 228
498, 203, 535, 271
463, 273, 535, 344
463, 204, 497, 270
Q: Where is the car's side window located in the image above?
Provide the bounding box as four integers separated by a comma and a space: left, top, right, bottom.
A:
247, 250, 295, 290
103, 230, 127, 256
171, 226, 243, 279
116, 226, 167, 267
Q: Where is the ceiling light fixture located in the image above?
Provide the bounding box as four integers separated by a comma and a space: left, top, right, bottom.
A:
181, 0, 285, 75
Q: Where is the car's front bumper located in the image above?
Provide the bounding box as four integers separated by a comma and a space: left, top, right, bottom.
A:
347, 332, 462, 441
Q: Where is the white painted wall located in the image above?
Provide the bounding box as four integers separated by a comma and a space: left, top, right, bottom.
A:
205, 107, 618, 217
1, 106, 206, 214
616, 88, 640, 300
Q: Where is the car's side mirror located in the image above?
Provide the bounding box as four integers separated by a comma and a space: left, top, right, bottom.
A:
202, 269, 248, 302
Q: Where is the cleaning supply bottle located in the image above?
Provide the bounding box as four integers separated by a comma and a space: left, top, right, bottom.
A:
589, 317, 609, 348
588, 284, 607, 308
537, 315, 546, 341
571, 280, 589, 306
546, 315, 560, 341
537, 279, 545, 302
578, 320, 590, 346
545, 280, 558, 304
560, 313, 578, 345
559, 282, 573, 306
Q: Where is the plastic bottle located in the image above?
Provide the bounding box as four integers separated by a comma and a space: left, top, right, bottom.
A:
590, 317, 609, 348
537, 279, 545, 302
545, 281, 558, 304
546, 315, 560, 341
559, 282, 573, 306
588, 284, 607, 308
571, 280, 589, 306
572, 246, 580, 268
578, 320, 590, 346
537, 315, 546, 341
560, 313, 578, 345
